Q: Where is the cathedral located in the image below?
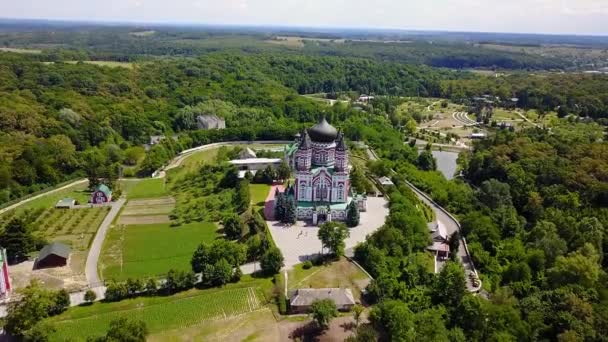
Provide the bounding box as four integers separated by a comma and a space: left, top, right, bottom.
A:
284, 117, 367, 224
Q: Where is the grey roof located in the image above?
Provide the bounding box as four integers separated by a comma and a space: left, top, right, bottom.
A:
290, 288, 356, 307
56, 198, 75, 207
308, 116, 338, 143
300, 129, 312, 149
38, 242, 71, 260
336, 131, 347, 151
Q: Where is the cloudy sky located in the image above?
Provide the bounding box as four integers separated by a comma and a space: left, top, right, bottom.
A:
2, 0, 608, 35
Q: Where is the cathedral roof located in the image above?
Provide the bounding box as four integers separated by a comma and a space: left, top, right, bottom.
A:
300, 129, 312, 149
308, 116, 338, 143
336, 131, 346, 151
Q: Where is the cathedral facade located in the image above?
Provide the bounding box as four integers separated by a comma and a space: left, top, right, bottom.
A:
285, 117, 366, 224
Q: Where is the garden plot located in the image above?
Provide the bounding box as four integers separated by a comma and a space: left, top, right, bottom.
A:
117, 197, 175, 225
49, 287, 263, 341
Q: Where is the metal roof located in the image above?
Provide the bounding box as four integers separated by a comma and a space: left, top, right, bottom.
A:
38, 242, 71, 260
95, 184, 112, 197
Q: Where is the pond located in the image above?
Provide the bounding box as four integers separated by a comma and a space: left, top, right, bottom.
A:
431, 150, 460, 180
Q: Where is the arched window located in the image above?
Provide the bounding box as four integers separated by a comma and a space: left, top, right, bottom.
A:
338, 184, 344, 200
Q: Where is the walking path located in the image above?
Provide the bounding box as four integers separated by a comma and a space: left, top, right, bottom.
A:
85, 198, 126, 287
0, 179, 88, 215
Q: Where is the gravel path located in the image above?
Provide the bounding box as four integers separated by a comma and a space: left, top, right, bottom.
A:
0, 179, 88, 215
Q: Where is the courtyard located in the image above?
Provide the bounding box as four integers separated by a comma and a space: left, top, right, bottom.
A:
266, 192, 389, 268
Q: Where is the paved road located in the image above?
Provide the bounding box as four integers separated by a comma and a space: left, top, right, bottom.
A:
367, 146, 481, 292
85, 198, 126, 287
0, 179, 88, 215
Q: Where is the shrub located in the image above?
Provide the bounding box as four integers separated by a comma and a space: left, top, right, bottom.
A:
302, 261, 313, 269
84, 289, 97, 304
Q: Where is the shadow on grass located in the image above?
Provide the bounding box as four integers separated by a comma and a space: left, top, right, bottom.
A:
289, 321, 324, 342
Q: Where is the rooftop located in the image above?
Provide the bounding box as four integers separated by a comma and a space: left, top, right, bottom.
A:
229, 158, 282, 165
38, 242, 71, 260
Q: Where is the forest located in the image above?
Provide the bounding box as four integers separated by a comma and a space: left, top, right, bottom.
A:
0, 23, 607, 340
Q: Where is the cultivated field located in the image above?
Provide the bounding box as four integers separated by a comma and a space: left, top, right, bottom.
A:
100, 221, 217, 281
48, 286, 263, 341
125, 178, 168, 199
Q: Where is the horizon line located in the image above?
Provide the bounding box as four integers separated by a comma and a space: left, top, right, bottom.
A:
1, 17, 607, 38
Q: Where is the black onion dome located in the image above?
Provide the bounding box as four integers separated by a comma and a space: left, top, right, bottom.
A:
308, 117, 338, 143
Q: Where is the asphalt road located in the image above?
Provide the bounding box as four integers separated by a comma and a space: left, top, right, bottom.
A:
85, 198, 126, 287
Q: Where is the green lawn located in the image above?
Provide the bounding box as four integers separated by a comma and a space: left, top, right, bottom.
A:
4, 182, 90, 213
249, 184, 271, 210
125, 178, 168, 199
48, 284, 264, 341
101, 222, 218, 281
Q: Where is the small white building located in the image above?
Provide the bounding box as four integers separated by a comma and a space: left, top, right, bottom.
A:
378, 176, 394, 187
290, 288, 356, 314
229, 158, 282, 172
470, 133, 487, 140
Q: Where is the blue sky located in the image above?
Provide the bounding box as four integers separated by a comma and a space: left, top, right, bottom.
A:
2, 0, 607, 35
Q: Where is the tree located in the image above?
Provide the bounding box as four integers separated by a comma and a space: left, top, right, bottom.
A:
346, 200, 360, 227
417, 150, 437, 171
97, 318, 148, 342
84, 289, 97, 304
191, 243, 211, 273
369, 300, 416, 342
310, 299, 338, 329
1, 217, 35, 263
274, 191, 286, 221
432, 261, 466, 309
223, 215, 245, 240
50, 289, 71, 316
5, 281, 58, 337
448, 231, 460, 261
353, 304, 364, 327
318, 222, 350, 257
548, 243, 601, 288
277, 161, 291, 182
283, 196, 297, 224
260, 247, 284, 275
212, 258, 233, 286
145, 278, 158, 294
23, 322, 56, 342
235, 179, 251, 213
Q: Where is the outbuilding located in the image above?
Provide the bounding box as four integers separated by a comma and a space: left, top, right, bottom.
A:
55, 198, 76, 209
91, 184, 112, 204
36, 242, 71, 269
290, 288, 356, 314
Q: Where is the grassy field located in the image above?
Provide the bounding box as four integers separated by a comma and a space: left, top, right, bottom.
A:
66, 60, 134, 69
48, 285, 264, 341
287, 258, 371, 300
250, 184, 271, 210
149, 307, 278, 342
0, 47, 42, 54
125, 178, 168, 199
101, 222, 218, 281
2, 182, 90, 214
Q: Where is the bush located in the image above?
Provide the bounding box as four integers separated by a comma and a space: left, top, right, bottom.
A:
260, 247, 284, 275
302, 261, 313, 269
84, 289, 97, 303
278, 293, 288, 314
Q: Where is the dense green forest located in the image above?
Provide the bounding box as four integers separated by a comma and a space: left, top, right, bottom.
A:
349, 122, 608, 341
0, 25, 570, 70
1, 49, 608, 203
